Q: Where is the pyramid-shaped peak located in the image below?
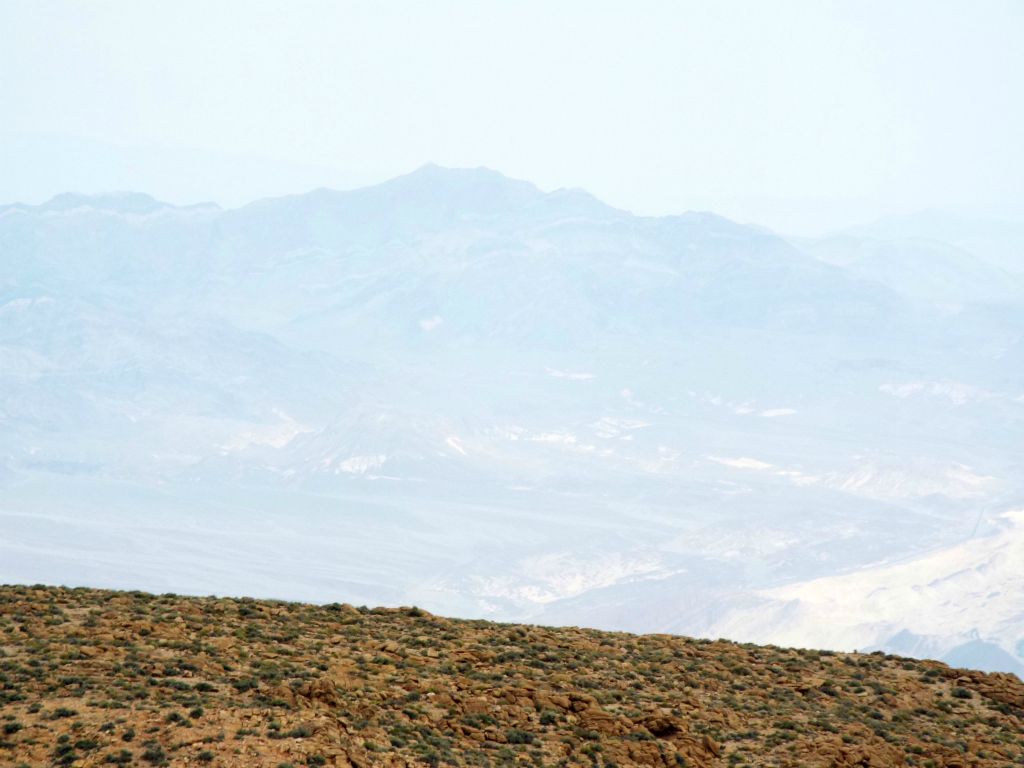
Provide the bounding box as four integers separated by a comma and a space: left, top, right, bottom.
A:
357, 163, 544, 215
394, 163, 540, 193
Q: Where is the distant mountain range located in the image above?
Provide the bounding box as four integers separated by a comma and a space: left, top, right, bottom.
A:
2, 165, 1022, 674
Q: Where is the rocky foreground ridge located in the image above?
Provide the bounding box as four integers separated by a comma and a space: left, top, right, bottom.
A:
1, 586, 1022, 767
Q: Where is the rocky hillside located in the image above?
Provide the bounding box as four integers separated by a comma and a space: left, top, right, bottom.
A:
1, 586, 1022, 768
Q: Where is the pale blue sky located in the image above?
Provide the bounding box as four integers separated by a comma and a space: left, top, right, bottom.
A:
2, 1, 1022, 233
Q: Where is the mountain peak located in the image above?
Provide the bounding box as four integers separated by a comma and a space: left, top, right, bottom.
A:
405, 162, 520, 182
382, 163, 543, 207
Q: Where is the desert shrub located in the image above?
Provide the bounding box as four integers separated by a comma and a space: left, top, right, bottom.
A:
141, 743, 168, 765
507, 728, 535, 744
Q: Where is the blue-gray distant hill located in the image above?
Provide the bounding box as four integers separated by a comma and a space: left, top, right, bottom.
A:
2, 166, 1022, 674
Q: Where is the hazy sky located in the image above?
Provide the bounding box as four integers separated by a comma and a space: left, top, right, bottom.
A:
2, 1, 1022, 233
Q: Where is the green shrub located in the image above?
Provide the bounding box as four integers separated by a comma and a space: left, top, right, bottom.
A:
141, 743, 168, 765
507, 728, 535, 745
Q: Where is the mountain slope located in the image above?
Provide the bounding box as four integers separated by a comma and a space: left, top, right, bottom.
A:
2, 585, 1022, 768
799, 234, 1024, 306
707, 509, 1024, 677
2, 166, 1022, 675
840, 211, 1024, 274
